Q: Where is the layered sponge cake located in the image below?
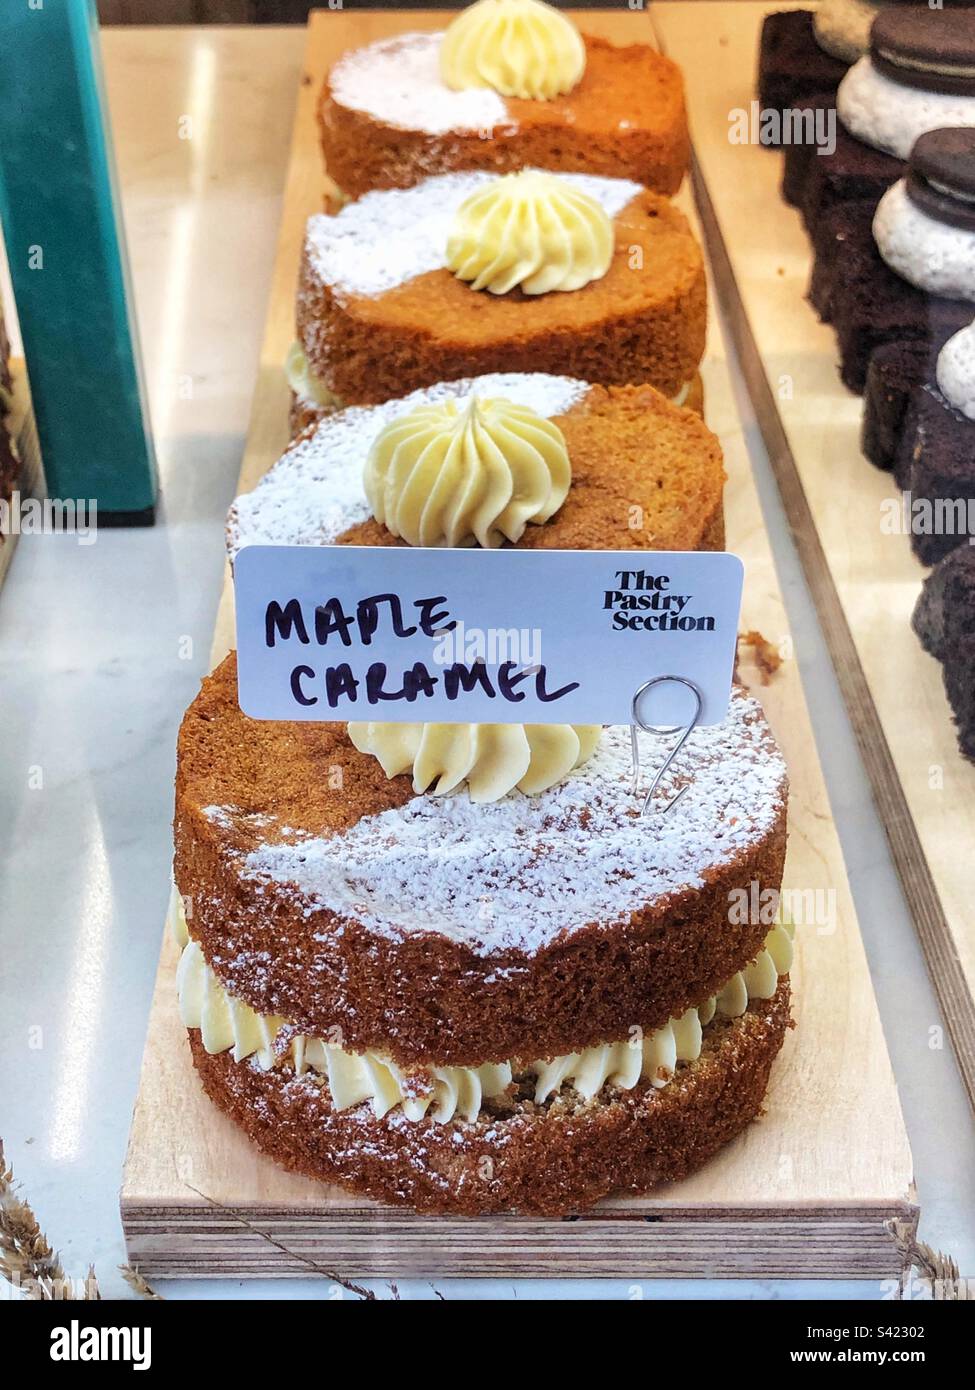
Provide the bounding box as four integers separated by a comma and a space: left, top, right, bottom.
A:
172, 659, 791, 1215
318, 2, 689, 200
291, 169, 707, 424
167, 366, 793, 1215
230, 372, 726, 558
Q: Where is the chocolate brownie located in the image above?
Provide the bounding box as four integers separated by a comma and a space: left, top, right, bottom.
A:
781, 91, 837, 209
862, 339, 933, 470
757, 11, 847, 142
814, 201, 972, 390
801, 124, 903, 234
912, 545, 975, 759
809, 196, 876, 325
893, 384, 975, 563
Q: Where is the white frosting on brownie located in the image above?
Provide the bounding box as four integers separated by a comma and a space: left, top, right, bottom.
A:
228, 372, 590, 558
837, 56, 975, 159
938, 320, 975, 420
814, 0, 881, 65
238, 694, 787, 958
328, 31, 511, 136
873, 181, 975, 302
304, 168, 643, 300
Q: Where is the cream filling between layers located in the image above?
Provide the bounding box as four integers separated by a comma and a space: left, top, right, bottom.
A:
937, 319, 975, 420
171, 893, 793, 1125
285, 342, 345, 414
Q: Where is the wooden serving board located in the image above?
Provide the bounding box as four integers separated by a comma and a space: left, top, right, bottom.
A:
122, 9, 916, 1281
653, 0, 975, 1110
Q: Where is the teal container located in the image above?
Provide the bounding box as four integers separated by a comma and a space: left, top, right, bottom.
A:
0, 0, 157, 522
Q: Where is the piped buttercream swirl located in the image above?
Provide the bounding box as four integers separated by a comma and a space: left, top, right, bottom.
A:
446, 170, 614, 295
440, 0, 586, 101
172, 892, 794, 1126
347, 721, 601, 802
364, 393, 570, 547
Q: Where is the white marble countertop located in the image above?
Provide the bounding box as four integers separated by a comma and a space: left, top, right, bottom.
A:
1, 25, 973, 1302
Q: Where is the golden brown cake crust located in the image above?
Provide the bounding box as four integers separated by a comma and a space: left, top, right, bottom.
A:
188, 985, 791, 1216
174, 655, 788, 1069
297, 190, 707, 406
318, 34, 690, 201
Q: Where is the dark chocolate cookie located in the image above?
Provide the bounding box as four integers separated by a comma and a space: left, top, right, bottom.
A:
871, 9, 975, 95
906, 127, 975, 229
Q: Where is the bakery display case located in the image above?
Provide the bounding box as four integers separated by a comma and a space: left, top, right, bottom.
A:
123, 5, 915, 1280
2, 1, 974, 1321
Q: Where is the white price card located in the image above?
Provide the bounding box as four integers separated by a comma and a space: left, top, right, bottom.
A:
234, 545, 744, 727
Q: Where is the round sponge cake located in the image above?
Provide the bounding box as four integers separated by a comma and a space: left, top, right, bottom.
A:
229, 373, 726, 559
319, 31, 690, 200
297, 170, 707, 408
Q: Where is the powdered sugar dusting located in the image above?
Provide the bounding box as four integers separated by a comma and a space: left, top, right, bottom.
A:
329, 31, 510, 137
240, 699, 787, 958
305, 169, 644, 300
228, 372, 590, 557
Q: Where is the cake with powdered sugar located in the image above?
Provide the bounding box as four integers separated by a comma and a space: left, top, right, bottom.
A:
167, 362, 794, 1215
291, 167, 707, 422
172, 655, 791, 1215
229, 372, 726, 560
317, 6, 689, 201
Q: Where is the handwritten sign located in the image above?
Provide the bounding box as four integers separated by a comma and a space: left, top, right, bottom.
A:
234, 546, 744, 727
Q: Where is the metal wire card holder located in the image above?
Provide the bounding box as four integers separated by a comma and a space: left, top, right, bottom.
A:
630, 674, 704, 817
